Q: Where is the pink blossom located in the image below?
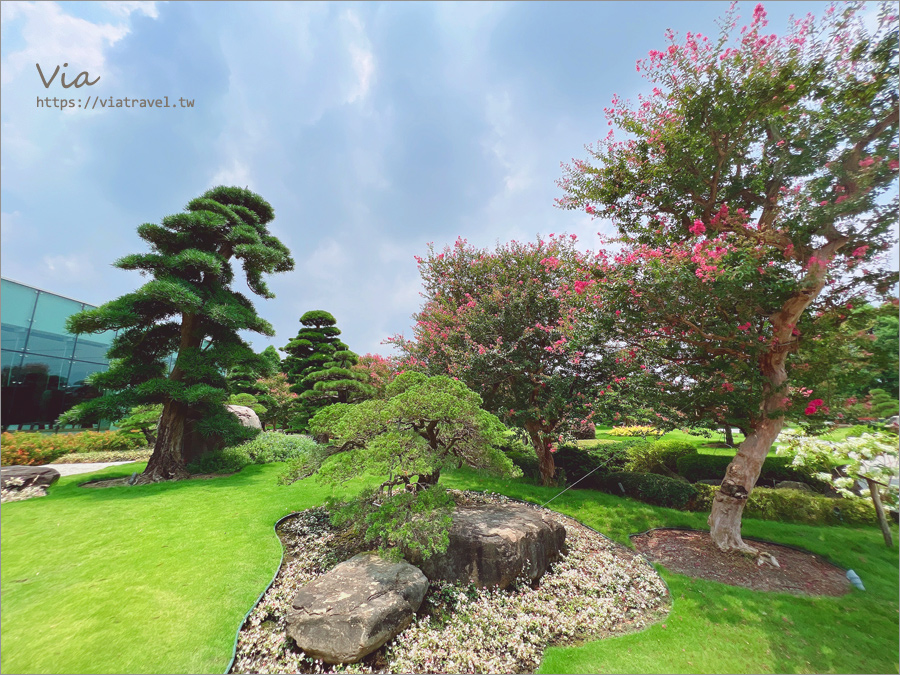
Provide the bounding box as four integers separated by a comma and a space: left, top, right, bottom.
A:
851, 245, 869, 258
804, 406, 816, 415
858, 157, 875, 168
688, 219, 706, 236
890, 160, 899, 170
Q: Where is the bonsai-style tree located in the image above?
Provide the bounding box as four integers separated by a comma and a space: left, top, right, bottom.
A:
301, 372, 520, 559
389, 236, 616, 486
557, 2, 898, 552
299, 347, 376, 408
65, 186, 294, 482
282, 310, 373, 427
113, 404, 164, 446
226, 345, 282, 396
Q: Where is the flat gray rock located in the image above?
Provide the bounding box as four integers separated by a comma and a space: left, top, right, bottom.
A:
413, 503, 566, 589
286, 553, 427, 664
1, 465, 60, 489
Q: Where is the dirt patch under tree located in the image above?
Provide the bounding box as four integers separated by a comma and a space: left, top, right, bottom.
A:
631, 528, 851, 596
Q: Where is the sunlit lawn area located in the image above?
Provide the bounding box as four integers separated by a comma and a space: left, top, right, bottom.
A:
1, 461, 897, 674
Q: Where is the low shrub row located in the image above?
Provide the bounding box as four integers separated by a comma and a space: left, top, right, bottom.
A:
552, 441, 640, 488
1, 431, 146, 466
675, 453, 829, 490
185, 432, 320, 474
599, 472, 697, 509
689, 483, 877, 526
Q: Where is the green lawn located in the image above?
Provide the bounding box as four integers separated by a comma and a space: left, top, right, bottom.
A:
1, 462, 897, 674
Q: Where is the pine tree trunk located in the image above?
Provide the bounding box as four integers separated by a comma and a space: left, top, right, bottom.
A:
137, 400, 191, 483
525, 421, 556, 486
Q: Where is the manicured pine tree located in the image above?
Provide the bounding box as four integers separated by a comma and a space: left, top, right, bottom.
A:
65, 186, 294, 482
282, 310, 349, 427
299, 347, 376, 408
226, 345, 282, 396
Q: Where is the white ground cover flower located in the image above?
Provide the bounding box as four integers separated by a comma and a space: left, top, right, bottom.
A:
0, 477, 48, 503
231, 492, 669, 674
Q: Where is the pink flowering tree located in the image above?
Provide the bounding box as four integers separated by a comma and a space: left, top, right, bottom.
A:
557, 2, 898, 553
351, 353, 400, 398
389, 236, 621, 486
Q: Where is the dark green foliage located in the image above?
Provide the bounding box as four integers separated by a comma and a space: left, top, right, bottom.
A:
64, 186, 293, 480
281, 311, 373, 429
553, 441, 638, 489
499, 433, 541, 480
225, 393, 267, 417
676, 453, 828, 490
113, 404, 163, 446
655, 441, 698, 473
185, 446, 252, 475
225, 346, 281, 397
326, 485, 455, 561
690, 483, 877, 526
599, 472, 698, 509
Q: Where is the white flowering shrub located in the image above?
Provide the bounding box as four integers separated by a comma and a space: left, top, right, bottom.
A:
777, 429, 899, 506
0, 477, 48, 503
230, 493, 669, 674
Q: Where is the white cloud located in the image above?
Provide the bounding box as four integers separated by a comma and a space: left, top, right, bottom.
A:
1, 2, 131, 86
341, 10, 375, 104
101, 1, 160, 19
41, 253, 97, 281
209, 159, 252, 189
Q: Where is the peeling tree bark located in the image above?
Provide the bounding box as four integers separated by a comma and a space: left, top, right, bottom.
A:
709, 238, 847, 553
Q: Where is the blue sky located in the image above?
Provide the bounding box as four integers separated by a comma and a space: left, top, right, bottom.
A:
1, 0, 842, 357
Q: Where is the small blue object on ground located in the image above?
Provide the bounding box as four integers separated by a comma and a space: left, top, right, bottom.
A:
846, 569, 865, 591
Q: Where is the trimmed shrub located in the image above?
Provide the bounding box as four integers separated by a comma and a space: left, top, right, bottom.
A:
554, 441, 639, 489
1, 431, 145, 466
570, 420, 597, 440
625, 440, 697, 474
238, 432, 320, 464
676, 453, 828, 490
186, 446, 253, 475
690, 483, 877, 526
599, 472, 698, 509
53, 449, 153, 464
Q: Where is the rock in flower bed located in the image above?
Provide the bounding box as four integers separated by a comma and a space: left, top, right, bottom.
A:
230, 491, 669, 674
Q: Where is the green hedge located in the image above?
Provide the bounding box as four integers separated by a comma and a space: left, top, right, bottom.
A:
690, 483, 877, 526
676, 453, 828, 490
625, 439, 697, 474
554, 441, 639, 489
598, 472, 698, 509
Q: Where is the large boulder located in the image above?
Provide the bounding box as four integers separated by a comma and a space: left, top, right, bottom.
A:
225, 405, 261, 430
1, 465, 61, 489
286, 553, 428, 664
413, 503, 566, 589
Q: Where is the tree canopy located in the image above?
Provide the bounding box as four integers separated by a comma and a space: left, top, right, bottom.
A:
557, 2, 899, 553
66, 186, 294, 481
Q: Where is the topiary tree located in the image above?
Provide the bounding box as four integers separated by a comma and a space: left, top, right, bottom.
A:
282, 310, 369, 428
557, 2, 898, 553
65, 186, 294, 482
298, 372, 520, 559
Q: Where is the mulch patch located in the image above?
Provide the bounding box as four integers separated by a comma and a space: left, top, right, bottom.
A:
631, 528, 851, 597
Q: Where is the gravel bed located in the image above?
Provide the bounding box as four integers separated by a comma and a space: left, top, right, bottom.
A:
231, 491, 670, 674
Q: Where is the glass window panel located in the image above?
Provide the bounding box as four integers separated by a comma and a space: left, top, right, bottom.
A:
1, 279, 38, 327
26, 292, 82, 359
73, 329, 115, 364
5, 354, 71, 428
1, 349, 23, 387
1, 280, 38, 351
66, 360, 107, 388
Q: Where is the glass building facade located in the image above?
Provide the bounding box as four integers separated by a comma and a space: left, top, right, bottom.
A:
1, 278, 117, 430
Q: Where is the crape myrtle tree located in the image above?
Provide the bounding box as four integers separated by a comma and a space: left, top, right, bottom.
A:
557, 3, 899, 553
389, 236, 618, 486
65, 187, 294, 482
351, 353, 400, 398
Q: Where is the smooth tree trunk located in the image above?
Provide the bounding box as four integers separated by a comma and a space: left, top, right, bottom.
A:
709, 238, 847, 554
723, 425, 735, 448
525, 420, 557, 486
